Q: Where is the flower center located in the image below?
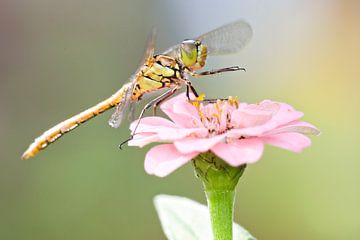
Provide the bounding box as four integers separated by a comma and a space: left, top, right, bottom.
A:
191, 96, 240, 136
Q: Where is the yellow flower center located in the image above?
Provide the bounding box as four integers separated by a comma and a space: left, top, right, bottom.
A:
190, 95, 240, 136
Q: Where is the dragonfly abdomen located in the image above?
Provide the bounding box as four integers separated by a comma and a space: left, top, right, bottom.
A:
22, 83, 132, 160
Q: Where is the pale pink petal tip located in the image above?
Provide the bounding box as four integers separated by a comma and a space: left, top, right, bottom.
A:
128, 133, 159, 148
262, 132, 312, 152
144, 144, 198, 177
267, 121, 321, 136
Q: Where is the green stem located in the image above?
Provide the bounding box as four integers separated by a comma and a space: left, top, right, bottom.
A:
206, 190, 235, 240
192, 152, 246, 240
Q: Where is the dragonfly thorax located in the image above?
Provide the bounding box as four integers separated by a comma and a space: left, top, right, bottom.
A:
179, 39, 207, 71
131, 55, 182, 101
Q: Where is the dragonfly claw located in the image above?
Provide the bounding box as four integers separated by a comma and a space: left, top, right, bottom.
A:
119, 136, 133, 150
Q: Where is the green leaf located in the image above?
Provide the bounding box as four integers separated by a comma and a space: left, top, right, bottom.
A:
154, 194, 256, 240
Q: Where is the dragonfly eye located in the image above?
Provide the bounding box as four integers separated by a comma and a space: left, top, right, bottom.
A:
180, 40, 198, 68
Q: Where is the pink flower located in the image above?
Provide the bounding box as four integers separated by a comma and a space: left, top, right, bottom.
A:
129, 94, 320, 177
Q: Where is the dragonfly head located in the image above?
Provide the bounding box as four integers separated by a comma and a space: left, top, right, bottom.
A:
180, 39, 208, 70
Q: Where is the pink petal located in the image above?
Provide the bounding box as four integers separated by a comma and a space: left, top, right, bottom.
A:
172, 100, 203, 127
227, 127, 265, 138
264, 101, 304, 128
265, 121, 321, 136
130, 116, 177, 132
231, 108, 272, 128
211, 138, 264, 166
129, 116, 208, 144
227, 101, 305, 138
172, 93, 199, 117
160, 93, 203, 128
158, 127, 208, 140
144, 144, 198, 177
128, 133, 160, 148
261, 132, 312, 152
160, 92, 187, 113
174, 134, 226, 154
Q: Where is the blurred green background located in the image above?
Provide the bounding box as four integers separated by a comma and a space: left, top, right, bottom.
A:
1, 0, 359, 239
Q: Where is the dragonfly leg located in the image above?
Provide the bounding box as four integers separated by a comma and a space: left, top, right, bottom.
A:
202, 98, 228, 102
185, 81, 199, 100
153, 87, 178, 116
119, 87, 179, 149
191, 66, 245, 77
184, 79, 227, 103
185, 80, 230, 104
187, 66, 242, 102
188, 98, 229, 106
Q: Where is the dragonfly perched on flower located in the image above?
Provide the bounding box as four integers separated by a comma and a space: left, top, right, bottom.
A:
21, 19, 253, 160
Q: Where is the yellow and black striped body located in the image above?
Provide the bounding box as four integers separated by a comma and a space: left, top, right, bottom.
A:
21, 55, 189, 160
21, 55, 186, 160
22, 45, 209, 160
131, 54, 183, 100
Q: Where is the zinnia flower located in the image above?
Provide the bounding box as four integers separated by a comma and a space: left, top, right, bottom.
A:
128, 93, 320, 177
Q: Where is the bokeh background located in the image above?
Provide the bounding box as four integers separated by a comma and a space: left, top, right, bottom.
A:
1, 0, 359, 239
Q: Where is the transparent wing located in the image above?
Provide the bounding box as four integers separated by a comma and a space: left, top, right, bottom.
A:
108, 29, 157, 128
136, 28, 157, 71
197, 19, 252, 55
127, 100, 136, 122
162, 44, 180, 58
108, 82, 134, 128
163, 19, 252, 57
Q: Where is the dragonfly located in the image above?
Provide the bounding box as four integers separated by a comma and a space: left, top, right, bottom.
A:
21, 19, 252, 160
